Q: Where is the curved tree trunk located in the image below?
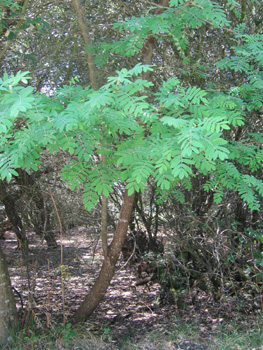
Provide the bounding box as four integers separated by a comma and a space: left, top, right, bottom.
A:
71, 190, 135, 323
0, 245, 18, 346
70, 0, 169, 324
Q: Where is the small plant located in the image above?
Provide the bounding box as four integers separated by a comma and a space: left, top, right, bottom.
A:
102, 327, 113, 342
58, 264, 72, 280
103, 327, 111, 335
58, 323, 77, 347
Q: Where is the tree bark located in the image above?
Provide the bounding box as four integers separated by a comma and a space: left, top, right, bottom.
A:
71, 190, 135, 323
71, 0, 99, 90
0, 244, 18, 346
101, 154, 108, 259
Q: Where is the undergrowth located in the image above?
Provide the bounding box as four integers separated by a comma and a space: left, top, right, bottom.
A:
3, 315, 263, 350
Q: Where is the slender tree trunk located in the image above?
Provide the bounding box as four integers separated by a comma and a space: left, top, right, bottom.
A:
71, 190, 135, 323
0, 245, 18, 346
101, 154, 108, 259
72, 0, 109, 258
71, 0, 99, 90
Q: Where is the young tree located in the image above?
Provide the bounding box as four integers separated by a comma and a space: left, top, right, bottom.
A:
1, 1, 263, 325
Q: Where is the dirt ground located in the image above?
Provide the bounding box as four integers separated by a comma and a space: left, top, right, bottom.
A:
1, 228, 262, 349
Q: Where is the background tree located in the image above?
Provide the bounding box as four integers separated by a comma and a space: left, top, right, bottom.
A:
0, 245, 18, 346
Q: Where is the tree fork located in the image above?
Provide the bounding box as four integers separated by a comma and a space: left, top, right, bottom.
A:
71, 190, 135, 323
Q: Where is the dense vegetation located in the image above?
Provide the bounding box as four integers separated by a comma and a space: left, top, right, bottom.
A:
0, 0, 263, 348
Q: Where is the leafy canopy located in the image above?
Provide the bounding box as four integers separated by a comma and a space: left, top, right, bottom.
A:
1, 1, 263, 211
1, 58, 263, 211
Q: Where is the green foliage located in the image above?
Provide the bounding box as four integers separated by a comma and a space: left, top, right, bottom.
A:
59, 323, 77, 347
169, 0, 187, 6
1, 2, 263, 212
217, 32, 263, 111
0, 2, 50, 40
1, 57, 262, 210
86, 0, 230, 66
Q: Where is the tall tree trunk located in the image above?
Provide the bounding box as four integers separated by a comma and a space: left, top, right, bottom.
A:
0, 245, 18, 346
72, 0, 109, 259
71, 190, 135, 323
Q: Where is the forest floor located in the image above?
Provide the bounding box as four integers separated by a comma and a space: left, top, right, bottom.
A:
2, 227, 263, 350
